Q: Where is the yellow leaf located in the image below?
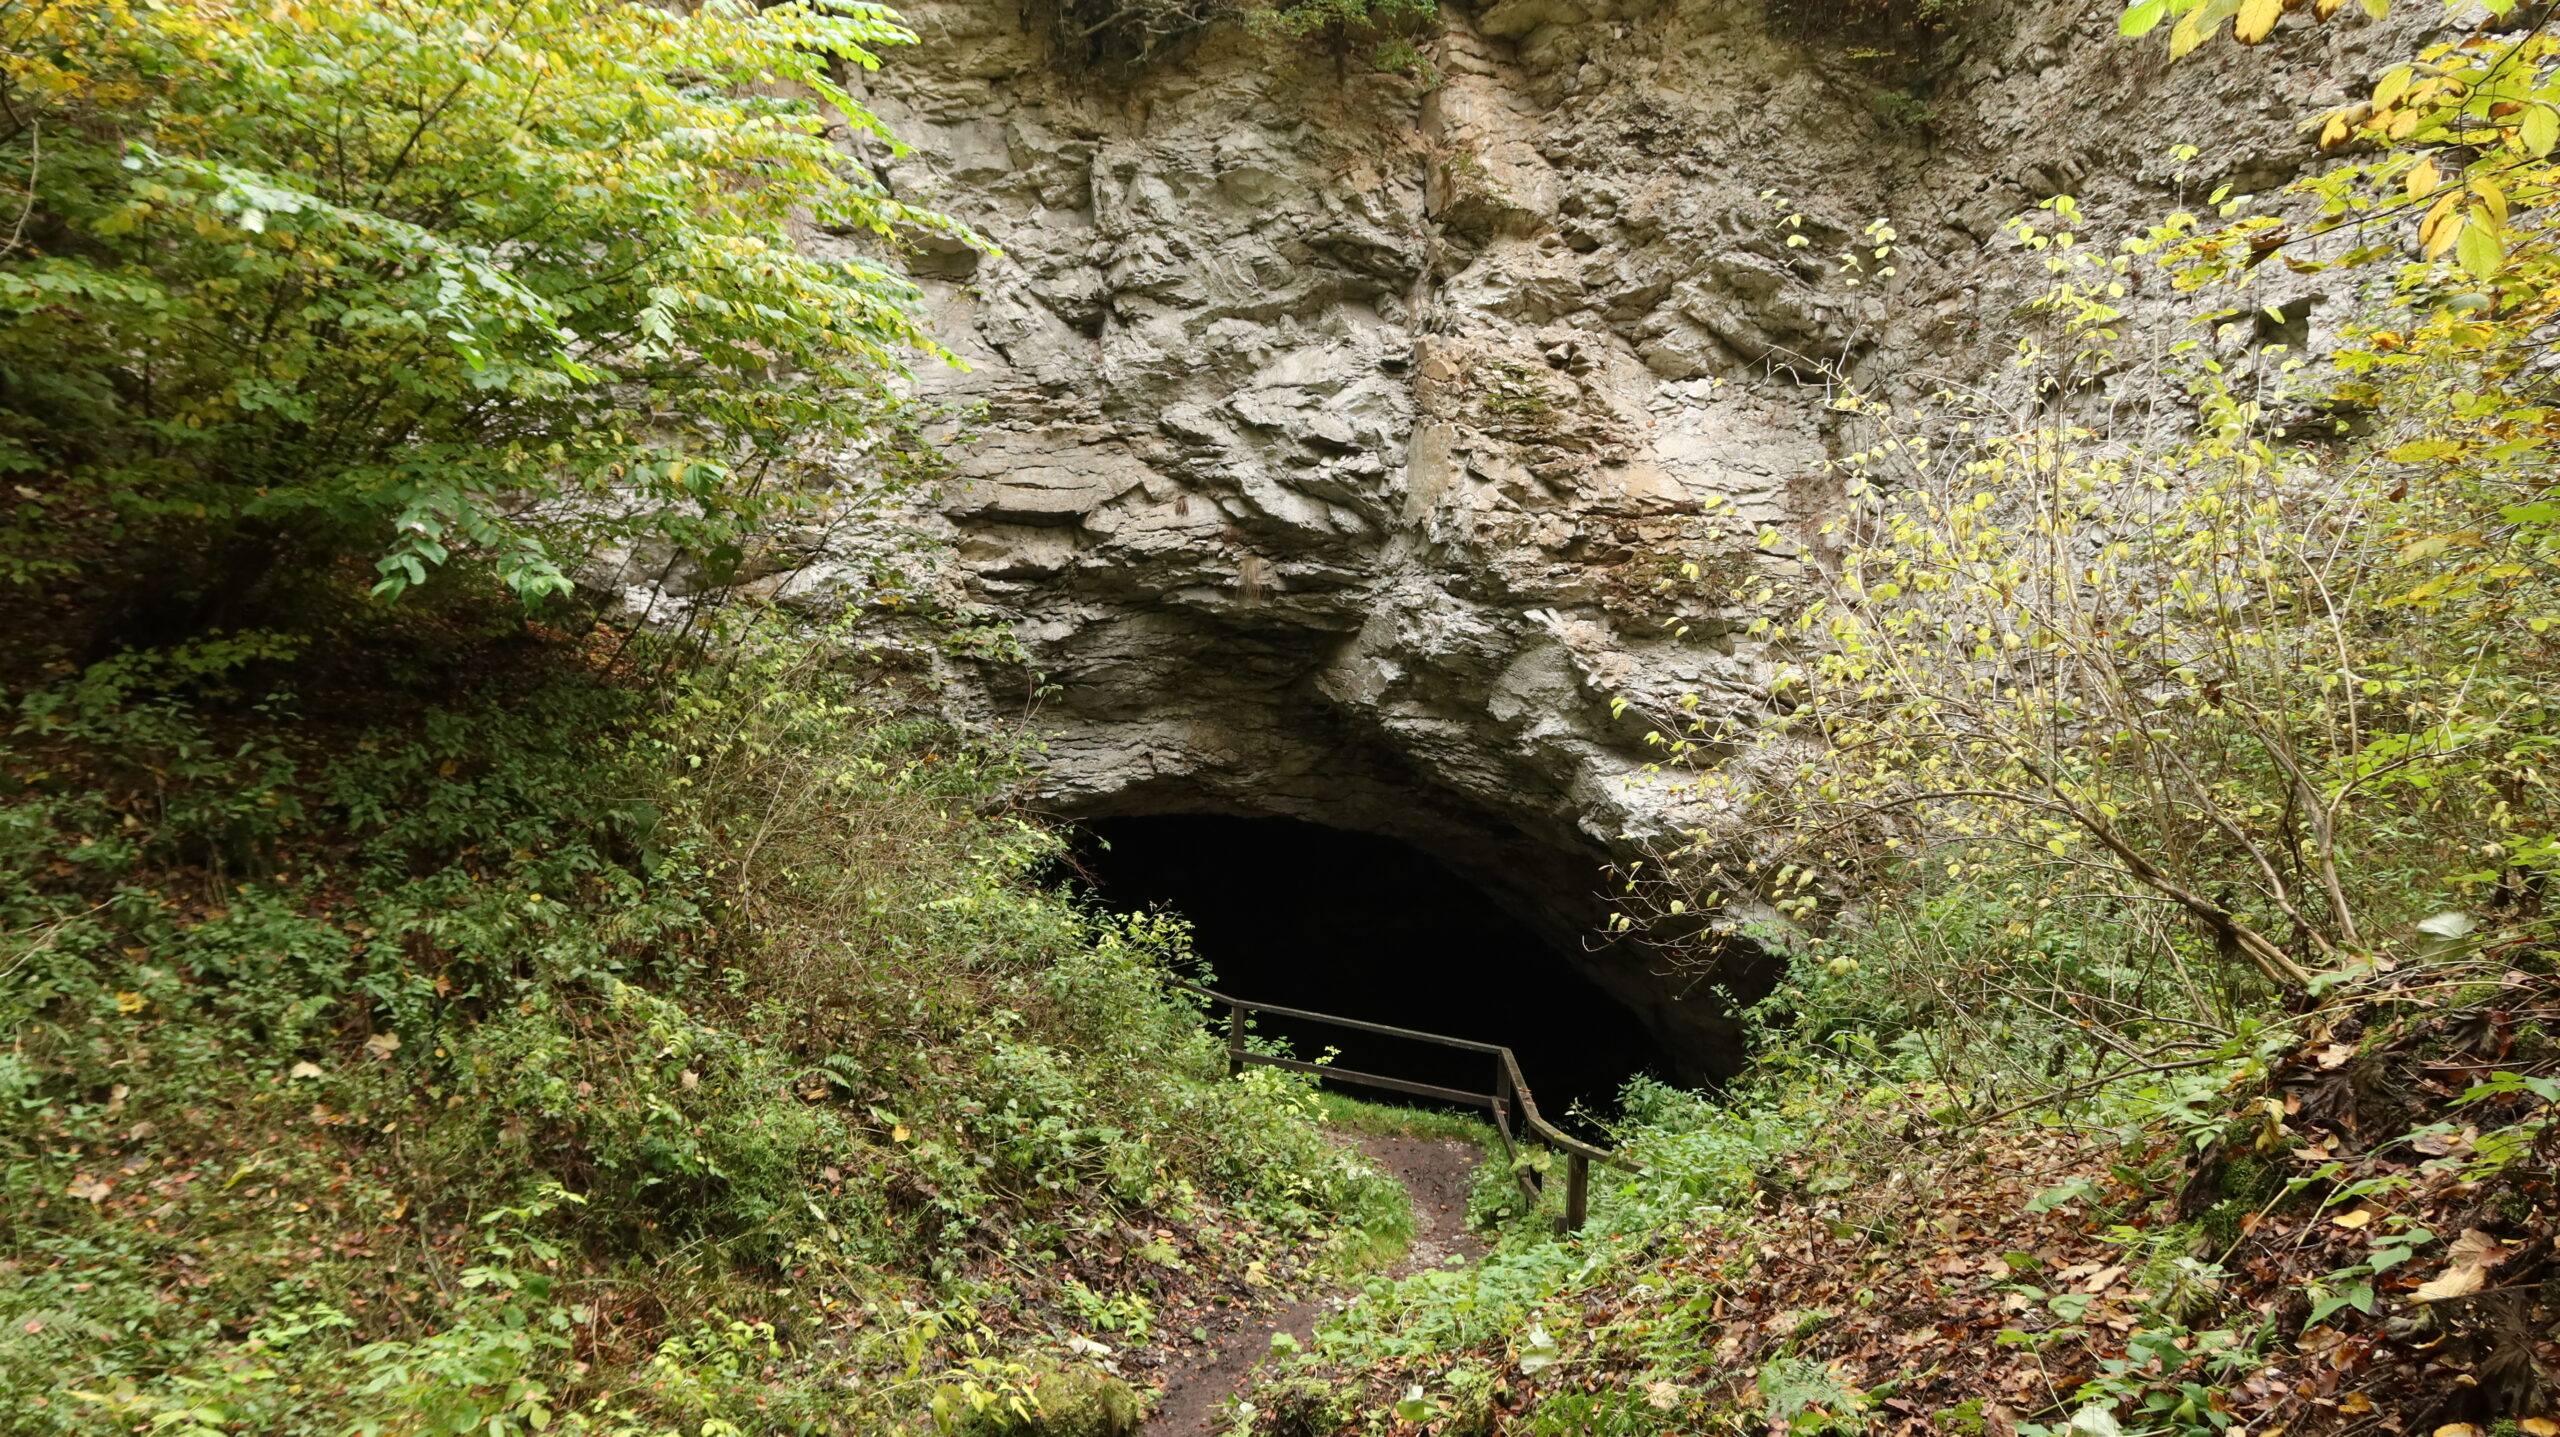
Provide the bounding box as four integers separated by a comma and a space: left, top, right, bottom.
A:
2314, 0, 2345, 14
2321, 112, 2353, 148
2331, 1207, 2373, 1228
2472, 175, 2510, 225
2407, 156, 2441, 198
2374, 67, 2412, 111
2235, 0, 2282, 42
2170, 7, 2213, 57
114, 991, 145, 1014
892, 1123, 911, 1142
2516, 1421, 2556, 1437
2424, 206, 2464, 261
2436, 1427, 2482, 1437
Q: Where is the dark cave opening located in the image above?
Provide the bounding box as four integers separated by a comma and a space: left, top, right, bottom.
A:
1070, 814, 1673, 1129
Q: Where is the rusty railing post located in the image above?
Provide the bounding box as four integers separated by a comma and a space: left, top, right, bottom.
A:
1226, 1001, 1246, 1078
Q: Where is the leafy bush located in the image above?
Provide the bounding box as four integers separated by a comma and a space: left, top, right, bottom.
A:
0, 598, 1391, 1434
0, 0, 969, 632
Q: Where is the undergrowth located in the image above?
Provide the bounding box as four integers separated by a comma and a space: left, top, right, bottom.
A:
0, 592, 1400, 1436
1249, 947, 2560, 1436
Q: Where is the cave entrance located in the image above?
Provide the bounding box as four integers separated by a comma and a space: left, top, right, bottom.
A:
1071, 814, 1672, 1126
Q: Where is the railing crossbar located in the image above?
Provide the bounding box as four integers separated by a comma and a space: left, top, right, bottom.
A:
1195, 992, 1509, 1054
1176, 980, 1634, 1233
1240, 1053, 1497, 1109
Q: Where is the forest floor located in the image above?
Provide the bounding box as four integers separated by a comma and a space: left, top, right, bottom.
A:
1281, 966, 2560, 1437
1139, 1135, 1487, 1435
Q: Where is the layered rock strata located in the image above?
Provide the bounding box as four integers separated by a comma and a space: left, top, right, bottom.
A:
775, 0, 2417, 1074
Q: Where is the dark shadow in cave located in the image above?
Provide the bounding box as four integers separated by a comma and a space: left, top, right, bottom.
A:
1070, 814, 1672, 1129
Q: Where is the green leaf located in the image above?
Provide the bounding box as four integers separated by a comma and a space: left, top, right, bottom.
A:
2524, 105, 2559, 156
2121, 0, 2172, 35
2456, 218, 2505, 280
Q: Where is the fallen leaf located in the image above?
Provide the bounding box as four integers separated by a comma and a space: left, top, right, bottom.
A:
2415, 1264, 2484, 1302
2448, 1228, 2510, 1267
2316, 1042, 2356, 1069
66, 1175, 111, 1203
679, 1069, 699, 1090
2342, 1393, 2375, 1414
289, 1061, 324, 1080
364, 1032, 400, 1059
1645, 1379, 1683, 1411
2080, 1263, 2127, 1293
2434, 1426, 2481, 1437
2332, 1208, 2372, 1229
2411, 1126, 2476, 1157
2517, 1422, 2557, 1437
2412, 1230, 2511, 1303
2068, 1406, 2124, 1437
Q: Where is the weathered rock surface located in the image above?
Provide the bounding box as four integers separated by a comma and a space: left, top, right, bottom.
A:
785, 0, 2421, 1074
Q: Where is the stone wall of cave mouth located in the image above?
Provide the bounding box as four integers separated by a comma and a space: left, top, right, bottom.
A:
741, 0, 2427, 1093
1072, 814, 1676, 1120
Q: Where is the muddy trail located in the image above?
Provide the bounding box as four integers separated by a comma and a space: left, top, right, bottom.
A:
1139, 1134, 1486, 1436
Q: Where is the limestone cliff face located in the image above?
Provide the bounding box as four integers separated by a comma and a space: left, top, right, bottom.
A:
815, 0, 2411, 1073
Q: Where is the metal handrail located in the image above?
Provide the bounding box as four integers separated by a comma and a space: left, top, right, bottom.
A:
1173, 981, 1636, 1232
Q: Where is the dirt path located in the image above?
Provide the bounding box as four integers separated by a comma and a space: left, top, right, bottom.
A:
1138, 1135, 1486, 1436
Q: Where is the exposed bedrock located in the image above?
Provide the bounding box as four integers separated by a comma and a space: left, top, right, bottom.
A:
806, 0, 2422, 1077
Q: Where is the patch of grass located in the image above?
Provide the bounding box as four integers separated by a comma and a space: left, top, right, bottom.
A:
1311, 1092, 1497, 1146
1329, 1154, 1419, 1275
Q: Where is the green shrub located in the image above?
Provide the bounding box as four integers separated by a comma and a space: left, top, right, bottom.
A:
0, 0, 968, 632
0, 598, 1386, 1434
